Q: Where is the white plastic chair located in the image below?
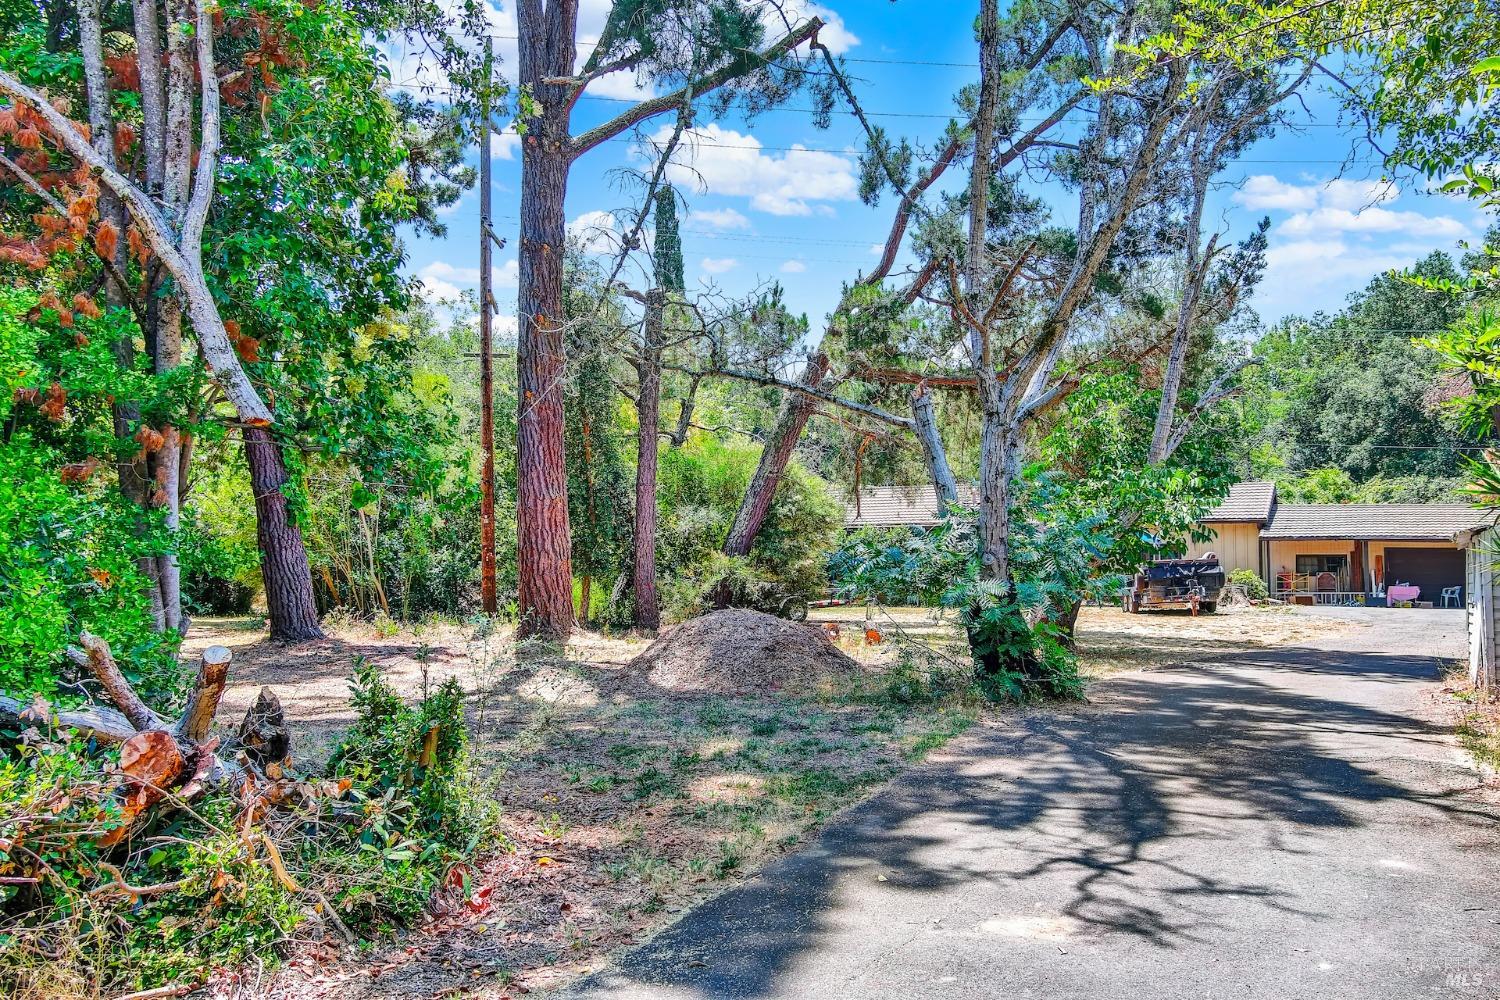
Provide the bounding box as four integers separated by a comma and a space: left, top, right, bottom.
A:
1442, 586, 1462, 608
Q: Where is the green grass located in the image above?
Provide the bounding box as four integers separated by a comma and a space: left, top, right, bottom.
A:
1457, 711, 1500, 769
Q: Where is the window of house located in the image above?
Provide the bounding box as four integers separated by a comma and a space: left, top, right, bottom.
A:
1295, 554, 1347, 578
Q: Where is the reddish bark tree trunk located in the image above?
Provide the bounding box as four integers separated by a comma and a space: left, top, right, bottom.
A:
243, 427, 323, 641
722, 353, 830, 557
632, 290, 664, 632
515, 2, 577, 641
516, 139, 576, 640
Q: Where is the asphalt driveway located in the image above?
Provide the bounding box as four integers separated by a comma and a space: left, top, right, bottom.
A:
562, 608, 1500, 999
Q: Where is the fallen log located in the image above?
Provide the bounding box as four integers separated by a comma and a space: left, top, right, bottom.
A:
3, 638, 286, 835
0, 695, 138, 744
65, 632, 167, 732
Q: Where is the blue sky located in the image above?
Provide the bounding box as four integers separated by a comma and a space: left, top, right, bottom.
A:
389, 1, 1492, 341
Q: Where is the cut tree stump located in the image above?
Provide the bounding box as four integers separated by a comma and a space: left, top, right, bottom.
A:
3, 636, 294, 841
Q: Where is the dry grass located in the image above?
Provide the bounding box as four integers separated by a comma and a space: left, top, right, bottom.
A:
184, 602, 1365, 998
184, 615, 975, 999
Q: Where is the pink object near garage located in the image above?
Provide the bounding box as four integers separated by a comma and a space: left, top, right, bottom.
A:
1386, 584, 1421, 607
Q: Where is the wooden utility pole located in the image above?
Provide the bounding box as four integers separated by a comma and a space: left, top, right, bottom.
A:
478, 36, 498, 614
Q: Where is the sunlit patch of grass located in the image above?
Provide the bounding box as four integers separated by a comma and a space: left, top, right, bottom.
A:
905, 709, 977, 759
1457, 711, 1500, 769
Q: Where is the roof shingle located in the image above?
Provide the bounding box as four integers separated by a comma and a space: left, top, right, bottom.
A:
1260, 504, 1493, 541
843, 485, 978, 528
1202, 481, 1276, 523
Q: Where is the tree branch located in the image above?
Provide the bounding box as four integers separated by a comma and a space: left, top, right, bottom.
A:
670, 364, 915, 430
0, 152, 149, 329
569, 17, 821, 160
0, 69, 273, 425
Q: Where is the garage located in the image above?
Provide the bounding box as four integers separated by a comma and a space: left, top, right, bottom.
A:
1384, 547, 1465, 604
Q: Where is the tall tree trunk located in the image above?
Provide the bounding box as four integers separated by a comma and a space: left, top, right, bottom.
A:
243, 428, 323, 641
911, 382, 958, 508
1148, 167, 1210, 465
515, 0, 578, 640
632, 289, 664, 632
722, 353, 830, 557
82, 0, 168, 630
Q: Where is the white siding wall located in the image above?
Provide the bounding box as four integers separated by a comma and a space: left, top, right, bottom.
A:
1468, 539, 1497, 688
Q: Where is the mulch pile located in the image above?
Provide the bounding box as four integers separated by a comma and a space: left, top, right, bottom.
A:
630, 608, 861, 695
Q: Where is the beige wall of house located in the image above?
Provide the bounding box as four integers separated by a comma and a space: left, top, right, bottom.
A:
1268, 540, 1356, 590
1185, 522, 1261, 575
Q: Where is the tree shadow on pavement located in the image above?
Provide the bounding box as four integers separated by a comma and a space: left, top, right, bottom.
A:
564, 645, 1498, 998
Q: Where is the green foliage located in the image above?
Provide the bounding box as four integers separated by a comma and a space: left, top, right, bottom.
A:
1237, 254, 1479, 490
828, 476, 1098, 701
1229, 568, 1268, 601
655, 436, 842, 621
1036, 368, 1239, 574
0, 291, 180, 706
1419, 309, 1500, 507
1, 657, 494, 997
178, 513, 260, 616
329, 656, 493, 850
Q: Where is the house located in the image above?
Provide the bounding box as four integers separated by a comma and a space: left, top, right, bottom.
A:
1182, 480, 1275, 576
845, 480, 1491, 607
1185, 481, 1491, 605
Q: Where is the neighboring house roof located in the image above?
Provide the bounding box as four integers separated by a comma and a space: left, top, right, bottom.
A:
1202, 481, 1277, 524
843, 484, 978, 529
1260, 504, 1493, 541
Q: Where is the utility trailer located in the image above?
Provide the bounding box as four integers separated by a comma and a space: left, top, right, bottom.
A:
1124, 557, 1226, 615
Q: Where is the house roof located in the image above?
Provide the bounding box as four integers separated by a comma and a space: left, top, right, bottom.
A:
1202, 481, 1277, 523
843, 484, 978, 529
1260, 504, 1493, 541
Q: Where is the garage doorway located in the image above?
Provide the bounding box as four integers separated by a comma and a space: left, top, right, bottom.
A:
1383, 547, 1464, 604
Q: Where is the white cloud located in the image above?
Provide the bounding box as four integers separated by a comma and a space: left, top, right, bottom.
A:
1232, 175, 1318, 212
416, 260, 473, 301
780, 259, 807, 273
415, 258, 518, 300
869, 242, 885, 256
567, 210, 622, 255
1233, 174, 1398, 213
1318, 178, 1397, 211
687, 207, 751, 230
382, 0, 655, 107
645, 123, 857, 216
1280, 206, 1469, 239
491, 127, 520, 161
701, 257, 739, 275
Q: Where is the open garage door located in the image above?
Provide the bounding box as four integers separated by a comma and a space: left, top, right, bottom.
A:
1384, 547, 1464, 604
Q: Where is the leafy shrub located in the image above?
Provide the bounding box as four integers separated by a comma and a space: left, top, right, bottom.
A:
828, 475, 1096, 702
1229, 568, 1268, 601
179, 515, 260, 615
878, 649, 972, 705
329, 656, 494, 851
654, 438, 842, 622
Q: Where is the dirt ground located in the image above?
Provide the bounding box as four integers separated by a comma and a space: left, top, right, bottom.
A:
186, 602, 1368, 999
